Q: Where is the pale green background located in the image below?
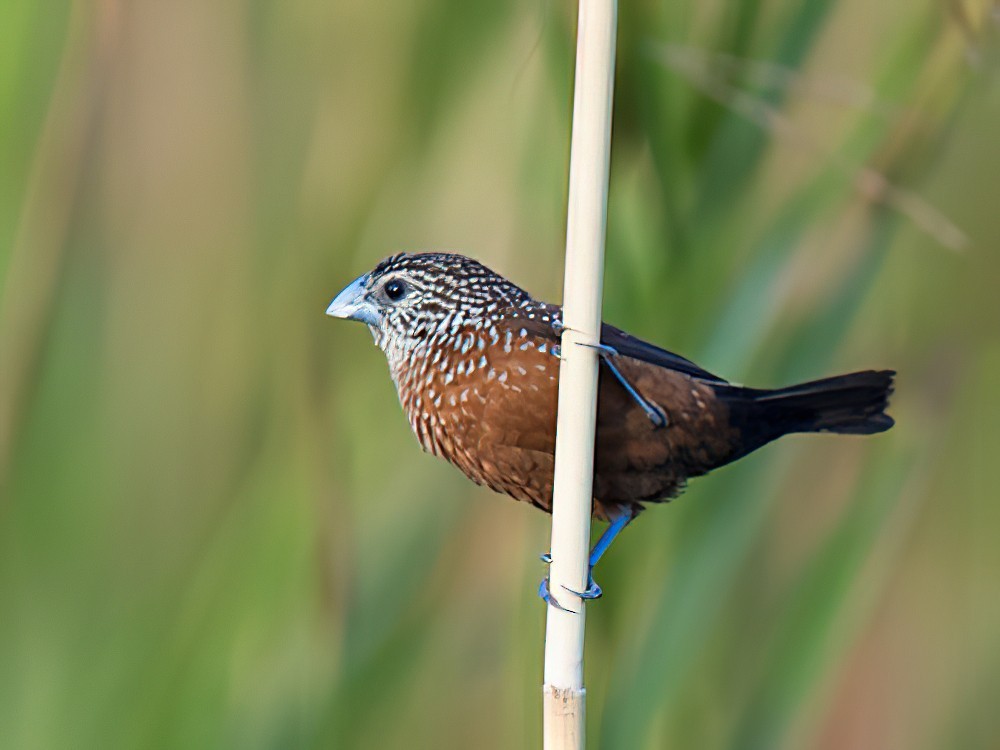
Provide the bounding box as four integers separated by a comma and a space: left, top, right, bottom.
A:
2, 1, 999, 748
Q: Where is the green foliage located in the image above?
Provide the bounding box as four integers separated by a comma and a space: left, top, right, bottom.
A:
2, 1, 999, 748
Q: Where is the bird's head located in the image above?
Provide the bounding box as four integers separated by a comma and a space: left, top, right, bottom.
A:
326, 252, 533, 353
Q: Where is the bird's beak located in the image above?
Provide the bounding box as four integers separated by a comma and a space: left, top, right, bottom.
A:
326, 273, 378, 325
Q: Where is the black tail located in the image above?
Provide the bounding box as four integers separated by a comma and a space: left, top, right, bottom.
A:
724, 370, 895, 453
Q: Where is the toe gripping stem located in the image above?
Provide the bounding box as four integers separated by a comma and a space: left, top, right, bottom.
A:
538, 567, 602, 614
577, 342, 668, 429
538, 511, 634, 611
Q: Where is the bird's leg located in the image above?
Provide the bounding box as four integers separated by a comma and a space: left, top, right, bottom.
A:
539, 509, 635, 608
577, 342, 668, 429
560, 510, 634, 599
588, 510, 634, 568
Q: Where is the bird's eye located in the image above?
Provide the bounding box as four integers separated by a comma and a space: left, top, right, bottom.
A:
384, 279, 407, 301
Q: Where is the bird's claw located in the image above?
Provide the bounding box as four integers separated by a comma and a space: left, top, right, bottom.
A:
538, 553, 575, 611
562, 575, 603, 600
537, 565, 602, 610
538, 577, 576, 613
576, 341, 619, 357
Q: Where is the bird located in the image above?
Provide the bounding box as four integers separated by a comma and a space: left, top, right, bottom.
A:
326, 252, 894, 606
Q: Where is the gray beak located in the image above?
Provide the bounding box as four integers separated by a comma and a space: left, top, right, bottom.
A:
326, 272, 377, 325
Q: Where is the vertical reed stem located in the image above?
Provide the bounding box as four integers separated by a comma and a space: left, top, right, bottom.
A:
542, 2, 617, 748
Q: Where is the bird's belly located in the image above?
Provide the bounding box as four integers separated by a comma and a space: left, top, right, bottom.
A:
396, 329, 562, 510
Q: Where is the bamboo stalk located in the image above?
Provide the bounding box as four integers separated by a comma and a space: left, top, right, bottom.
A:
542, 2, 617, 748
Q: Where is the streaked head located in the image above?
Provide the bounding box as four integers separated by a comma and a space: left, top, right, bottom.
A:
326, 252, 531, 351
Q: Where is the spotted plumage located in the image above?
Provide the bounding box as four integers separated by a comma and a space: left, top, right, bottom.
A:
327, 252, 894, 522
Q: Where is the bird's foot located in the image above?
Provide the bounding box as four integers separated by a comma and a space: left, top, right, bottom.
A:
538, 552, 571, 611
538, 576, 576, 613
537, 554, 602, 611
577, 341, 619, 357
563, 572, 603, 600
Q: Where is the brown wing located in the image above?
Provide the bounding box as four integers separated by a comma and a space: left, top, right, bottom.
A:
510, 314, 740, 515
592, 355, 739, 517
